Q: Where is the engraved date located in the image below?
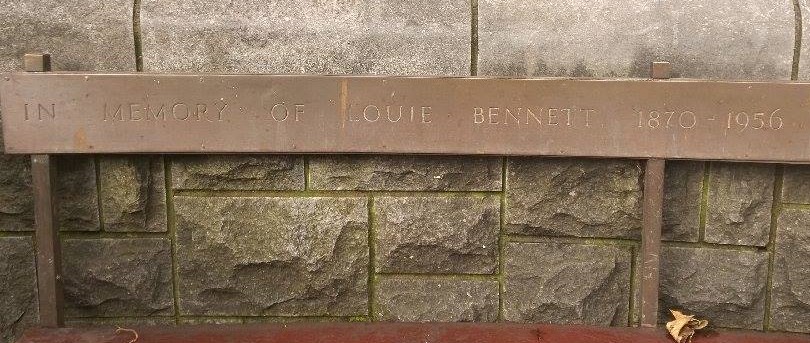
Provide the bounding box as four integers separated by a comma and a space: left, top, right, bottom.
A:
635, 108, 784, 131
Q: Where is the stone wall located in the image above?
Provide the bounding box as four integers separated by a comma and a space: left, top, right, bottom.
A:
1, 0, 810, 341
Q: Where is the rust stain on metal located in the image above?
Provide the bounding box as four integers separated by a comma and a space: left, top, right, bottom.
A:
73, 128, 87, 150
340, 79, 348, 129
1, 73, 810, 163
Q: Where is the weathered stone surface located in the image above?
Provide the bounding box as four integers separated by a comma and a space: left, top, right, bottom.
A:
0, 0, 134, 72
799, 0, 810, 80
174, 196, 368, 316
141, 0, 470, 75
62, 238, 173, 317
171, 155, 303, 191
67, 317, 175, 327
705, 163, 774, 246
660, 246, 767, 329
56, 157, 100, 231
479, 0, 793, 80
310, 155, 502, 191
100, 156, 167, 232
0, 237, 37, 343
505, 158, 642, 239
179, 317, 242, 325
770, 208, 810, 332
375, 196, 499, 274
663, 161, 703, 242
0, 125, 99, 235
0, 121, 32, 231
782, 165, 810, 204
0, 0, 132, 232
502, 242, 631, 325
375, 277, 499, 322
241, 316, 358, 324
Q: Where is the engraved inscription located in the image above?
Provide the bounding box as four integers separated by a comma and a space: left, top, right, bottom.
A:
635, 110, 697, 129
726, 109, 783, 131
24, 103, 55, 121
348, 105, 432, 123
473, 107, 594, 127
635, 108, 784, 131
263, 103, 304, 122
103, 101, 228, 122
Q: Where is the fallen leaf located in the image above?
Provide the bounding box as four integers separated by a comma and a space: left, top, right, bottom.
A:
666, 310, 708, 343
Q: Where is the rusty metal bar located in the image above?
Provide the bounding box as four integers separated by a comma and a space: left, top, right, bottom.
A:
639, 157, 665, 327
1, 73, 810, 162
639, 62, 670, 328
26, 54, 64, 328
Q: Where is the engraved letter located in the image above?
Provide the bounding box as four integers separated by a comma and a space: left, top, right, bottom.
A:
488, 107, 499, 124
581, 109, 594, 127
147, 104, 167, 120
271, 103, 288, 121
526, 108, 542, 124
562, 108, 571, 126
24, 104, 30, 121
172, 103, 190, 120
505, 108, 521, 125
348, 107, 361, 122
294, 104, 304, 122
421, 106, 431, 123
104, 103, 123, 121
473, 107, 485, 124
38, 104, 55, 120
129, 103, 143, 121
547, 108, 558, 125
363, 105, 380, 122
195, 104, 209, 122
386, 106, 402, 122
213, 101, 227, 121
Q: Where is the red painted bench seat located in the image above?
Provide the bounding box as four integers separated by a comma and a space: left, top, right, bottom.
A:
17, 323, 810, 343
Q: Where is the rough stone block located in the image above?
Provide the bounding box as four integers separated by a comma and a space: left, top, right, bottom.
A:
0, 122, 32, 231
67, 317, 176, 327
171, 155, 304, 191
0, 0, 135, 72
374, 196, 499, 274
0, 237, 37, 343
479, 0, 794, 80
100, 156, 167, 232
375, 277, 499, 322
62, 238, 173, 318
770, 208, 810, 332
799, 0, 810, 80
782, 165, 810, 204
505, 158, 642, 239
174, 196, 368, 316
502, 242, 631, 325
56, 157, 100, 231
141, 0, 470, 75
705, 163, 774, 246
310, 155, 502, 191
179, 317, 243, 325
663, 161, 703, 242
659, 246, 767, 329
241, 316, 357, 324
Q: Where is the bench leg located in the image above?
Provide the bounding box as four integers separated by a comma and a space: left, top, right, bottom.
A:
25, 54, 64, 328
640, 158, 665, 327
31, 154, 63, 327
639, 62, 671, 328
